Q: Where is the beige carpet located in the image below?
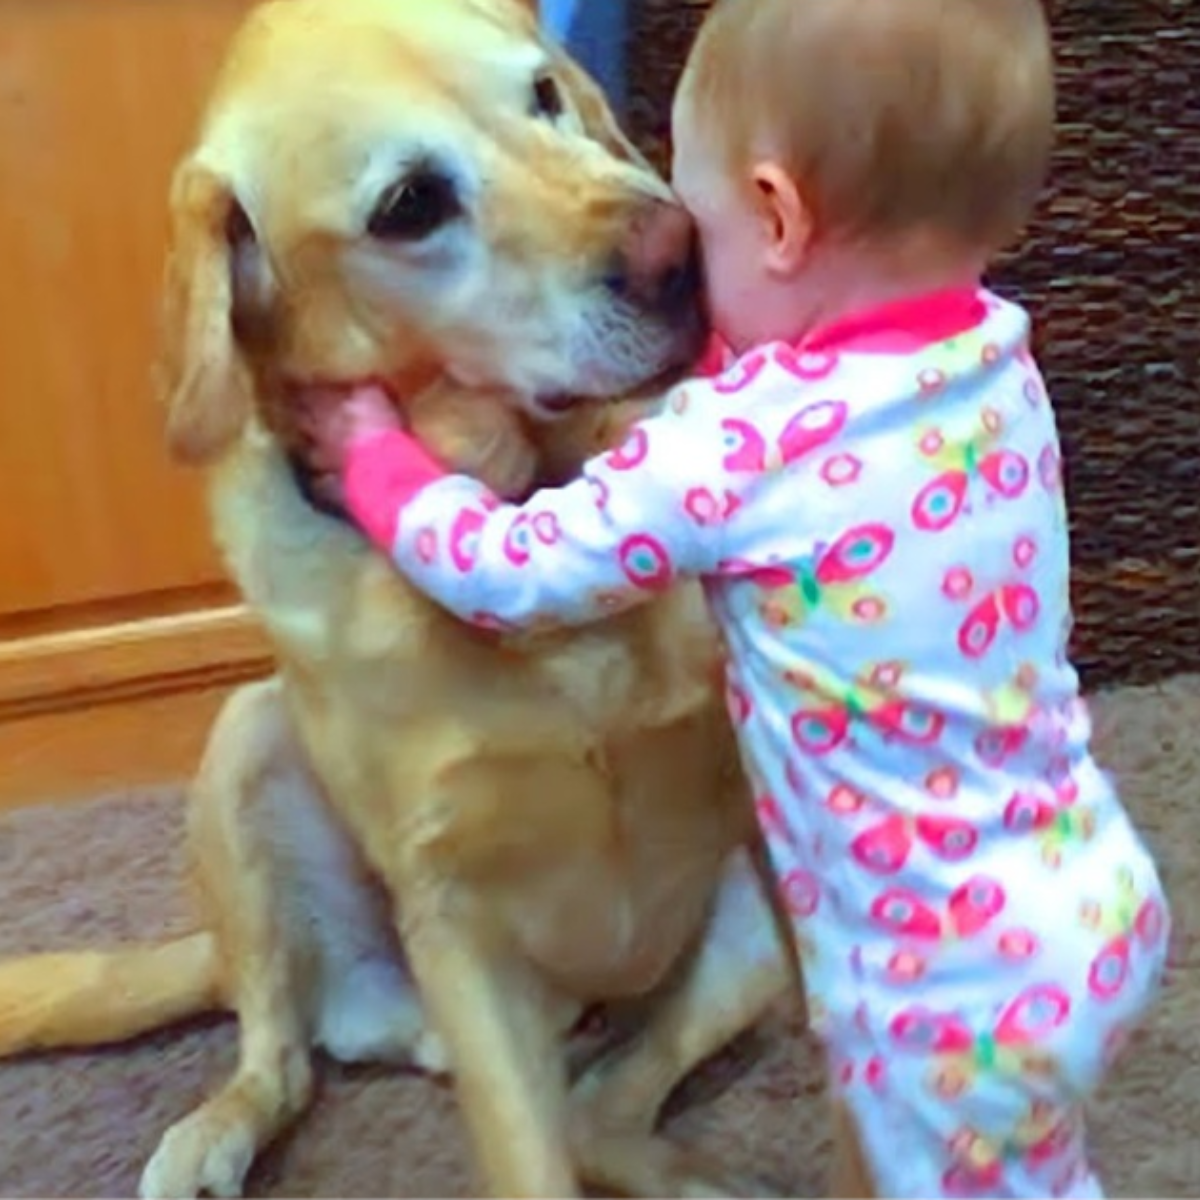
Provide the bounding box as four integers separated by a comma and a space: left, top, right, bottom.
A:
0, 675, 1197, 1197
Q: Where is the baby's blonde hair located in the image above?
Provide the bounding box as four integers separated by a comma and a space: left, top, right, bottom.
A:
679, 0, 1056, 255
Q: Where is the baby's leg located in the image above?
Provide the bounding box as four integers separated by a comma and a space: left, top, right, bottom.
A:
828, 1018, 1108, 1199
832, 848, 1169, 1198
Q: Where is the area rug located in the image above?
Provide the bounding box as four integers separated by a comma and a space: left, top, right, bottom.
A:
1, 675, 1198, 1196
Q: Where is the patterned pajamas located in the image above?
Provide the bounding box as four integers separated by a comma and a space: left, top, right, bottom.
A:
344, 287, 1169, 1197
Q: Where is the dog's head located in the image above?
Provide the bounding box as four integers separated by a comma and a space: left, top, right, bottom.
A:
162, 0, 705, 465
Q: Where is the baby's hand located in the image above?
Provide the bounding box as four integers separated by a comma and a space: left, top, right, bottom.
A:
292, 378, 537, 504
294, 382, 401, 477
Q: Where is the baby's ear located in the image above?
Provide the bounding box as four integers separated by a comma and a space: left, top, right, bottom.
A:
406, 383, 537, 501
750, 161, 815, 276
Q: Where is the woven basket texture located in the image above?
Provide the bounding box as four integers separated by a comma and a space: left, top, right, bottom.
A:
624, 0, 1200, 688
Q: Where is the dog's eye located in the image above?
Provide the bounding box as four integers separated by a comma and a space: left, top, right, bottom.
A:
368, 169, 461, 241
531, 74, 563, 120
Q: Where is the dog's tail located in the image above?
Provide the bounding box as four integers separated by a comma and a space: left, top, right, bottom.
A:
0, 931, 222, 1056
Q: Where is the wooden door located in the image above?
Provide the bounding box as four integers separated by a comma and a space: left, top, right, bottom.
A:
0, 0, 271, 807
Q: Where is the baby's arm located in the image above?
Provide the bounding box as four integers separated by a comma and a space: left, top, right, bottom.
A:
338, 390, 735, 632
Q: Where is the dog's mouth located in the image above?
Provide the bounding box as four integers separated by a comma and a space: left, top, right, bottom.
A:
527, 345, 698, 422
289, 456, 345, 521
285, 354, 685, 521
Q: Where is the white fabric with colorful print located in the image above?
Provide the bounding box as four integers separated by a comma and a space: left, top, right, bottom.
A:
345, 286, 1169, 1198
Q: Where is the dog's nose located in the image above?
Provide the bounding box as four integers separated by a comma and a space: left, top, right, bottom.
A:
604, 199, 701, 318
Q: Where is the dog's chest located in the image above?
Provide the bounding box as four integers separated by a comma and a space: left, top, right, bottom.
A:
208, 438, 723, 736
210, 446, 423, 665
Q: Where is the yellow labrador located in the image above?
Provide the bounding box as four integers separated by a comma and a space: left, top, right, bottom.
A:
0, 0, 800, 1195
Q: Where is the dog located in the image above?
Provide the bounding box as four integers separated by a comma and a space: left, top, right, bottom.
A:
0, 0, 798, 1194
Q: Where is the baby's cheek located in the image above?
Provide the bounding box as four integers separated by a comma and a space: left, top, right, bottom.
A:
698, 252, 745, 337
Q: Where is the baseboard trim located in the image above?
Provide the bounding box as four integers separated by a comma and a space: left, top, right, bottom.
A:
0, 604, 274, 724
0, 684, 240, 811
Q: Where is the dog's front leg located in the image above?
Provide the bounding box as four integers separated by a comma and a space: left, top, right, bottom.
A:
399, 894, 578, 1197
139, 682, 317, 1200
570, 844, 793, 1198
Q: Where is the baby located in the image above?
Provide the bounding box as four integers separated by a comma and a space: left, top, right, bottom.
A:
300, 0, 1169, 1195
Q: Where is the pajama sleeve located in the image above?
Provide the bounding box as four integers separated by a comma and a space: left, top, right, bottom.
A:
341, 387, 741, 631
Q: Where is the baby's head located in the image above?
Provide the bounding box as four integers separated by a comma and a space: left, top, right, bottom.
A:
672, 0, 1056, 351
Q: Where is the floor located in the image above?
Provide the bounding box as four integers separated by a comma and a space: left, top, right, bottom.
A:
0, 674, 1197, 1196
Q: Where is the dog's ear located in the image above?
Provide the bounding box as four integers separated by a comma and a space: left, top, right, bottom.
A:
159, 159, 271, 465
502, 2, 648, 167
551, 49, 653, 171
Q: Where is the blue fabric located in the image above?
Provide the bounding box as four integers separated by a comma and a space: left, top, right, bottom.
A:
540, 0, 629, 112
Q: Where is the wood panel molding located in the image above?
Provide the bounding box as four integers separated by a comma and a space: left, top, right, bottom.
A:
0, 685, 241, 813
0, 605, 273, 724
0, 0, 268, 813
0, 605, 276, 811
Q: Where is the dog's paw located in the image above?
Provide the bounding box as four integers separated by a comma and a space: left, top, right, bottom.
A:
571, 1127, 776, 1200
138, 1114, 256, 1200
410, 1026, 452, 1076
